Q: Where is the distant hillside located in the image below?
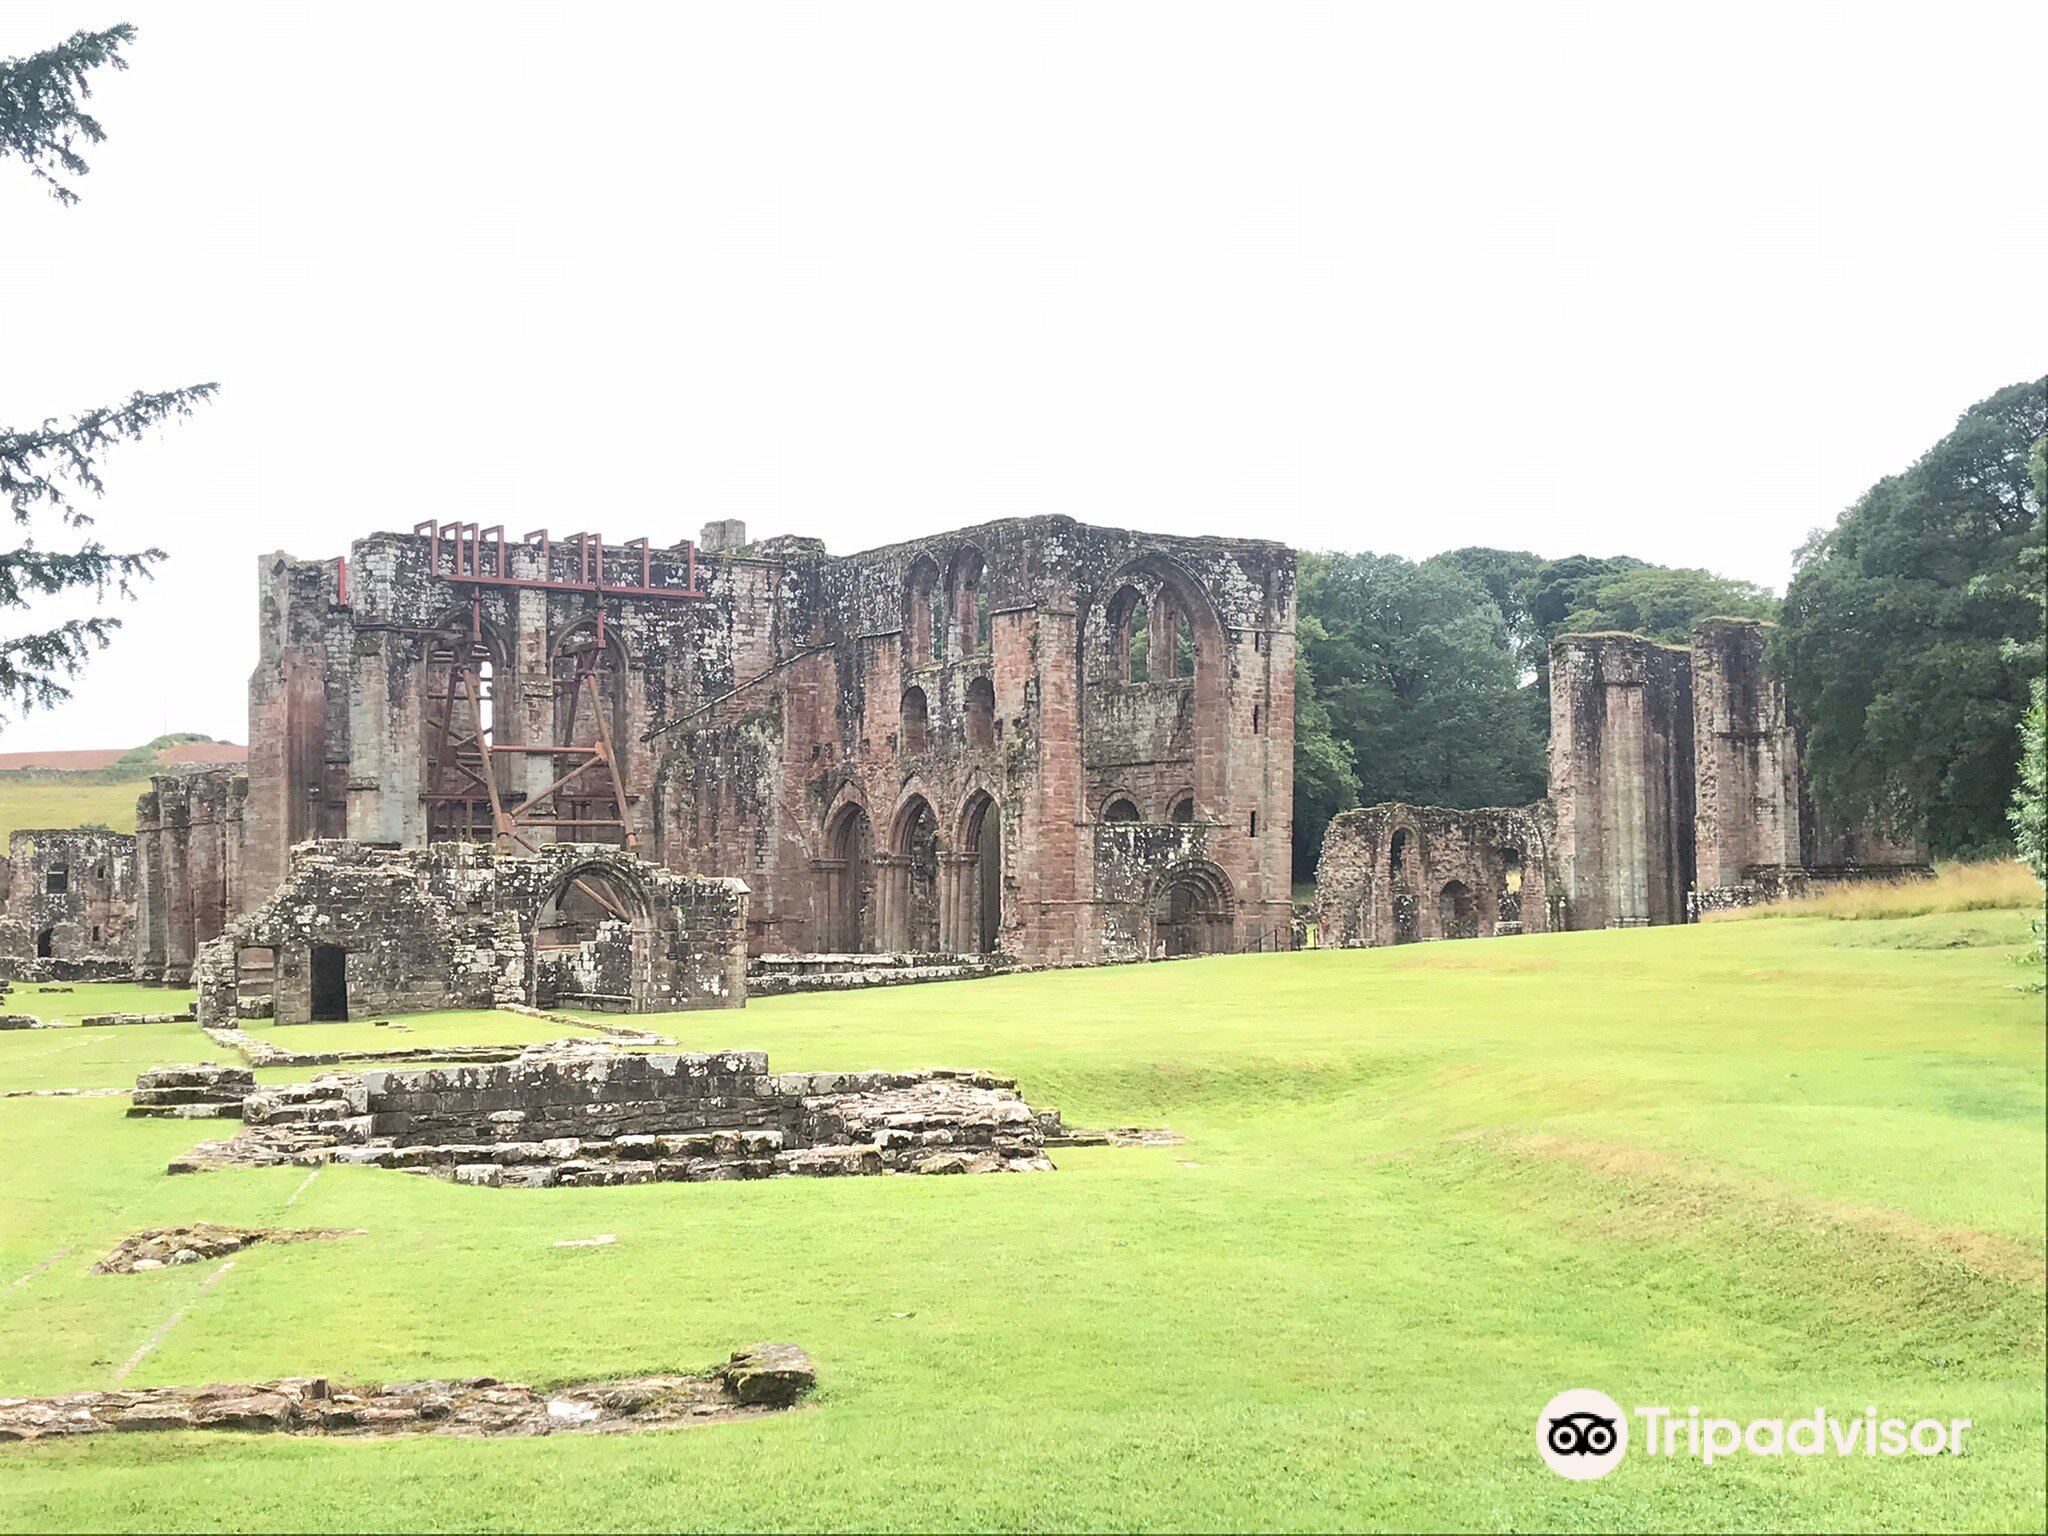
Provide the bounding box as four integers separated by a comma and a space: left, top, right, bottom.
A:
0, 735, 246, 844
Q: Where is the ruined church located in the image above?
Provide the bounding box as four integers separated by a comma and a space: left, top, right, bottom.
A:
129, 517, 1298, 1013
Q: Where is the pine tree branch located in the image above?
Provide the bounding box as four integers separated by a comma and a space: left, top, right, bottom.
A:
0, 616, 125, 713
0, 24, 135, 203
0, 542, 162, 608
0, 384, 219, 525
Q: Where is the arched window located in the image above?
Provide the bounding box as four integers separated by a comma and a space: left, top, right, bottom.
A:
951, 549, 991, 657
905, 557, 941, 666
900, 686, 929, 755
1389, 828, 1409, 876
1107, 586, 1150, 683
1168, 792, 1195, 824
1102, 793, 1141, 823
34, 927, 53, 959
1151, 596, 1197, 680
964, 676, 995, 749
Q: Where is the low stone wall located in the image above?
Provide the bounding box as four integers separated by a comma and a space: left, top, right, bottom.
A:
0, 1346, 814, 1442
129, 1064, 254, 1119
172, 1043, 1052, 1186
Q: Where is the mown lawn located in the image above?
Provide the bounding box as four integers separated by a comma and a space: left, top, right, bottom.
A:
1, 911, 2042, 1532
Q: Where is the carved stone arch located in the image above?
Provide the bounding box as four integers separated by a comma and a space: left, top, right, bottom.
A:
820, 785, 875, 954
954, 785, 1005, 955
528, 857, 656, 1010
884, 787, 943, 953
1145, 857, 1235, 959
1383, 817, 1424, 945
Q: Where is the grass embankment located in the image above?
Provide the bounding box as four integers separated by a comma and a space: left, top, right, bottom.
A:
1703, 859, 2043, 923
0, 913, 2042, 1532
0, 778, 151, 843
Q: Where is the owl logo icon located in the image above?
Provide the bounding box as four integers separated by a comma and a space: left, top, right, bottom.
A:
1537, 1389, 1629, 1480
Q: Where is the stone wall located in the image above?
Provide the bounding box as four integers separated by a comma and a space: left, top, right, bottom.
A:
193, 842, 746, 1026
1549, 633, 1696, 929
0, 827, 136, 978
1690, 619, 1804, 904
1313, 804, 1558, 947
134, 767, 247, 985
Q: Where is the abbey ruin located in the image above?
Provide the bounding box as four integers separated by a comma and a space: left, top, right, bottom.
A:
0, 520, 1934, 1000
101, 516, 1298, 1012
1313, 617, 1928, 947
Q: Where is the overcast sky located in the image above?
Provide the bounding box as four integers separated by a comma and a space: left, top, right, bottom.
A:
3, 2, 2043, 750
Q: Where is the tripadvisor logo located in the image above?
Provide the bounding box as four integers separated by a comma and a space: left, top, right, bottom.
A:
1536, 1389, 1974, 1480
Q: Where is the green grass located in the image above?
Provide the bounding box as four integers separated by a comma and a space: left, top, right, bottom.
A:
1, 913, 2042, 1532
240, 1009, 610, 1057
7, 982, 193, 1026
0, 776, 151, 843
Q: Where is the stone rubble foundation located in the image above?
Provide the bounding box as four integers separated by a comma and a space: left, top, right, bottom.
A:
91, 1224, 363, 1274
0, 1345, 815, 1442
167, 1042, 1054, 1186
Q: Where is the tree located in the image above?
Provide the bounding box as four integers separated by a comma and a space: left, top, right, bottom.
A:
1555, 563, 1779, 642
0, 25, 216, 719
1292, 552, 1547, 870
1430, 547, 1547, 674
1775, 378, 2047, 855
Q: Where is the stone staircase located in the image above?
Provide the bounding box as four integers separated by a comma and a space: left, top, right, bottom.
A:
746, 952, 1007, 997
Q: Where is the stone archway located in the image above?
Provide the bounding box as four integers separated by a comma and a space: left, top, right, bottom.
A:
823, 803, 875, 953
532, 862, 656, 1010
956, 790, 1003, 955
1437, 880, 1478, 940
887, 795, 941, 953
1148, 861, 1234, 958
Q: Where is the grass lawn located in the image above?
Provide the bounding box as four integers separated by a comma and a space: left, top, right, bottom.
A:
238, 1010, 611, 1057
7, 981, 194, 1026
0, 911, 2042, 1531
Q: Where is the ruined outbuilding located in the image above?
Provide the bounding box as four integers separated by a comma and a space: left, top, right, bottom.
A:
1316, 619, 1929, 945
192, 842, 747, 1025
144, 517, 1294, 988
0, 828, 136, 979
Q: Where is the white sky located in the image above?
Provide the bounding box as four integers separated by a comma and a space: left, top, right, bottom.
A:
3, 1, 2044, 750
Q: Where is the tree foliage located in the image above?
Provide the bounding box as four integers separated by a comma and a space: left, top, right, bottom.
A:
0, 25, 215, 721
0, 24, 134, 203
1775, 378, 2047, 855
1291, 552, 1547, 872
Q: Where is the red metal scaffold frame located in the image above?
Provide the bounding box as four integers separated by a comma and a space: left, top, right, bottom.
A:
415, 523, 705, 855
